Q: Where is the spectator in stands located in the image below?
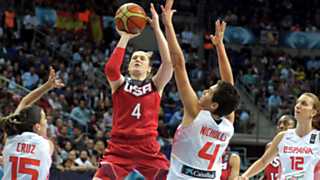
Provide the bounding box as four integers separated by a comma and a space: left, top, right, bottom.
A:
94, 140, 105, 157
47, 114, 58, 137
72, 126, 86, 149
70, 99, 91, 126
8, 74, 22, 91
22, 10, 38, 47
238, 109, 251, 133
85, 138, 95, 156
58, 140, 74, 161
48, 91, 63, 110
166, 108, 183, 136
63, 150, 78, 171
75, 150, 94, 167
268, 92, 282, 122
57, 125, 71, 145
21, 66, 39, 90
312, 72, 320, 94
181, 26, 193, 51
56, 63, 69, 84
72, 48, 83, 66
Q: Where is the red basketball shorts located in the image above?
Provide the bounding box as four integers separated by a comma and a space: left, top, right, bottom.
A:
94, 137, 169, 180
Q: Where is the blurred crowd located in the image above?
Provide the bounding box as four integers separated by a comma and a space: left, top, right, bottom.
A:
206, 0, 320, 32
232, 48, 320, 123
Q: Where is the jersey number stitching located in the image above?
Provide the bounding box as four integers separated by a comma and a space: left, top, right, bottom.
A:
290, 156, 304, 171
198, 142, 221, 170
9, 156, 40, 180
131, 103, 142, 119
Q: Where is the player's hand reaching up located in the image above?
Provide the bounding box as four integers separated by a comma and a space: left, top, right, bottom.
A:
161, 0, 176, 27
115, 27, 141, 40
210, 19, 226, 46
46, 66, 64, 89
148, 3, 160, 30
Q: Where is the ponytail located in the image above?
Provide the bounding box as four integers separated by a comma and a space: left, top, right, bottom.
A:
0, 105, 42, 136
0, 113, 23, 136
313, 112, 320, 130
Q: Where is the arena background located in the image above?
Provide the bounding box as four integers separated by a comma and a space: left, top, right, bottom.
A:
0, 0, 319, 179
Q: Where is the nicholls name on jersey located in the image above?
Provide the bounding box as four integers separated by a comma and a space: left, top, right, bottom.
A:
110, 77, 160, 139
2, 132, 52, 180
278, 129, 320, 180
168, 110, 234, 180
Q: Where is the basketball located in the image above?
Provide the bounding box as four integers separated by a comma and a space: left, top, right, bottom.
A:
115, 3, 147, 34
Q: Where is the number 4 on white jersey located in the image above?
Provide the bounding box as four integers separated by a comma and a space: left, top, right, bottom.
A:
131, 103, 142, 119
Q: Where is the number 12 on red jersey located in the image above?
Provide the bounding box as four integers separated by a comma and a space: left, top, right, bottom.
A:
198, 142, 221, 170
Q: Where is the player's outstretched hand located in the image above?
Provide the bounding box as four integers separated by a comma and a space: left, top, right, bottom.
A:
148, 3, 160, 30
47, 66, 64, 89
116, 27, 141, 39
210, 19, 226, 46
161, 0, 176, 27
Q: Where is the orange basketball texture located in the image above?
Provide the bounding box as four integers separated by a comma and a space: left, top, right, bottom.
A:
115, 3, 147, 34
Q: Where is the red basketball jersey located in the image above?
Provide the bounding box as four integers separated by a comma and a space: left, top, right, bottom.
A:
110, 78, 160, 139
221, 152, 231, 180
264, 156, 280, 180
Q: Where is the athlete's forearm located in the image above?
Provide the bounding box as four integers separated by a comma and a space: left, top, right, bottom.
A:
229, 155, 241, 180
116, 35, 130, 48
154, 28, 171, 65
164, 22, 184, 68
15, 82, 52, 114
215, 43, 234, 85
104, 35, 130, 81
242, 159, 266, 178
152, 26, 173, 90
104, 47, 125, 81
164, 22, 200, 118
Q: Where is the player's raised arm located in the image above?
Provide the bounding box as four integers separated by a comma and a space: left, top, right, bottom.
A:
239, 132, 284, 180
15, 67, 64, 114
104, 30, 140, 93
211, 20, 236, 123
229, 153, 241, 180
211, 20, 234, 85
148, 3, 173, 95
161, 0, 200, 126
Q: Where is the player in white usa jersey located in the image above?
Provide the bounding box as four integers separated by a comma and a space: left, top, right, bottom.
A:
162, 0, 240, 179
240, 93, 320, 180
0, 67, 64, 180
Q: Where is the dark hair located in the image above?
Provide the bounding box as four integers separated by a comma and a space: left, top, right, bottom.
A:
211, 80, 240, 117
0, 105, 42, 136
312, 117, 320, 130
278, 115, 296, 128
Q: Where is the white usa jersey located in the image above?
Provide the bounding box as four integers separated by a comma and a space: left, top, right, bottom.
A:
278, 129, 320, 180
3, 132, 52, 180
168, 110, 234, 179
